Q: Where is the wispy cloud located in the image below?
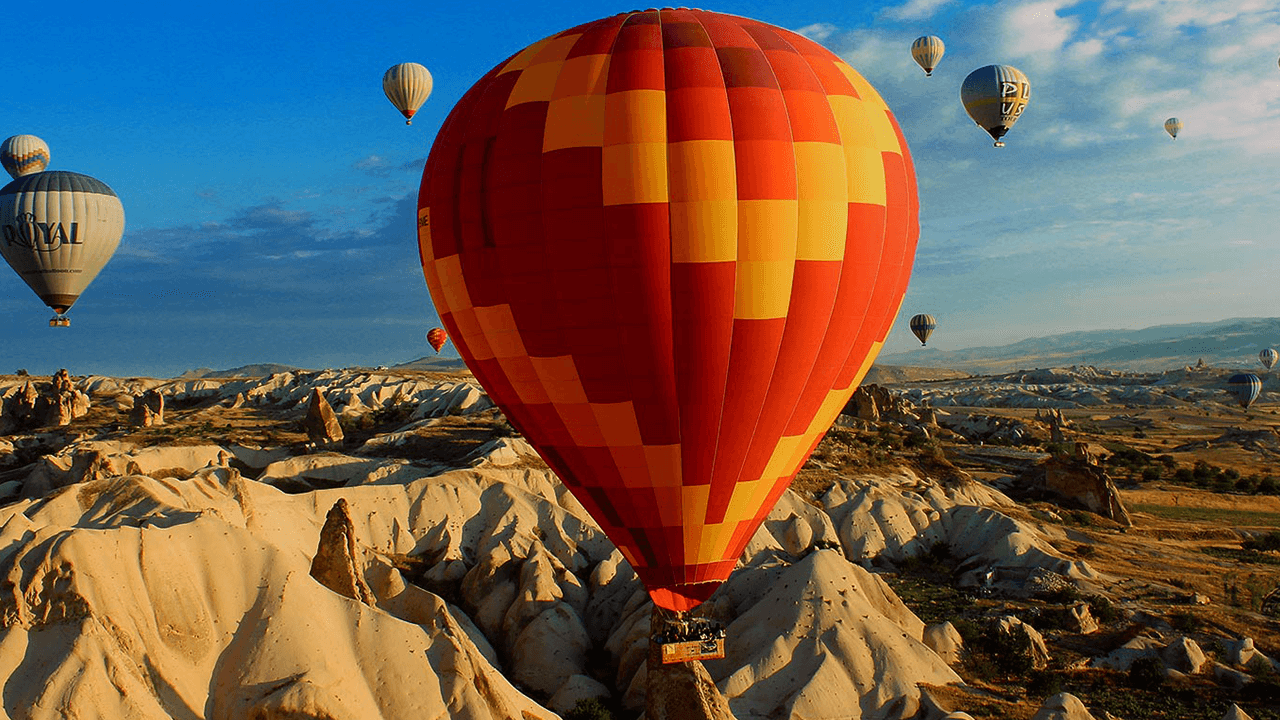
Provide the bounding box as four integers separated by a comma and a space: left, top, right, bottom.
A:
881, 0, 955, 21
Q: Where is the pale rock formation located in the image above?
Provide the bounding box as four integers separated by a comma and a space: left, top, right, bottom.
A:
38, 369, 91, 426
1160, 636, 1207, 674
1212, 662, 1252, 689
1091, 635, 1164, 671
993, 616, 1051, 669
309, 497, 374, 604
1031, 693, 1097, 720
548, 674, 612, 716
0, 470, 558, 720
303, 387, 344, 447
0, 370, 90, 432
1066, 603, 1099, 634
129, 389, 165, 427
1221, 637, 1279, 671
704, 550, 962, 720
924, 621, 965, 664
511, 602, 592, 697
943, 714, 976, 720
1223, 703, 1255, 720
1033, 450, 1132, 526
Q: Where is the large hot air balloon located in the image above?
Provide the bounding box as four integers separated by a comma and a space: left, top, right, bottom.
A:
427, 327, 448, 354
383, 62, 433, 125
1260, 348, 1277, 370
911, 36, 945, 77
1164, 117, 1182, 139
961, 65, 1030, 147
1, 135, 50, 179
1227, 373, 1262, 409
909, 314, 936, 346
418, 9, 919, 612
0, 171, 124, 326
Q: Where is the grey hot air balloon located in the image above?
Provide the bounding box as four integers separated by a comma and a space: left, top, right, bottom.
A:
1260, 348, 1278, 370
909, 313, 937, 346
0, 171, 124, 326
961, 65, 1030, 147
1164, 117, 1182, 139
1227, 373, 1262, 409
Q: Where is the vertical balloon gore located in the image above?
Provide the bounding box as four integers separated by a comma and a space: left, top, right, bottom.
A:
418, 9, 919, 611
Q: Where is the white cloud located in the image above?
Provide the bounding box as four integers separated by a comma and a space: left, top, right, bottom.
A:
1000, 0, 1081, 57
794, 22, 838, 42
881, 0, 954, 21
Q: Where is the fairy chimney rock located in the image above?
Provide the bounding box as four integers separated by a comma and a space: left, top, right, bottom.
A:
309, 498, 372, 604
304, 388, 344, 447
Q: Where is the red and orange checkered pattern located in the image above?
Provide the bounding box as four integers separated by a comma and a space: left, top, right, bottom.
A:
418, 8, 918, 611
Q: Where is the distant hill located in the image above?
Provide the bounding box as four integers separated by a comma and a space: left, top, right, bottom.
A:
863, 365, 971, 385
879, 317, 1280, 374
177, 363, 302, 379
392, 356, 470, 372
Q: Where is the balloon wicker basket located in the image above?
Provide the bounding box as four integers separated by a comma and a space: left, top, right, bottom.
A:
653, 615, 726, 664
48, 314, 69, 328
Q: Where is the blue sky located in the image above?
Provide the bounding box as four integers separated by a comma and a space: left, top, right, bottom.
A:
2, 0, 1277, 377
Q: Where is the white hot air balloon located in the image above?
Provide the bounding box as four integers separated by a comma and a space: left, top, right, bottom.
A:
911, 36, 945, 76
0, 171, 124, 326
383, 62, 433, 125
1, 135, 50, 179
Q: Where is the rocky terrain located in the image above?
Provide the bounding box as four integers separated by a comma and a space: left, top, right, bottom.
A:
0, 366, 1276, 720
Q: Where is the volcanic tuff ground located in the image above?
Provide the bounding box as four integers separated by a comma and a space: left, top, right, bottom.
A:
0, 365, 1277, 720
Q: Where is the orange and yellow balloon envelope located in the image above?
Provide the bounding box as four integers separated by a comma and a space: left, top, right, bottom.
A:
417, 9, 919, 611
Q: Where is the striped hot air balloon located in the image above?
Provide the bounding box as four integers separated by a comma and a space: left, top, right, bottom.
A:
1, 135, 50, 179
383, 62, 433, 125
961, 65, 1031, 147
426, 327, 448, 353
909, 313, 937, 346
418, 8, 919, 612
1260, 348, 1277, 370
0, 171, 124, 326
1228, 373, 1262, 409
911, 36, 945, 77
1164, 117, 1182, 139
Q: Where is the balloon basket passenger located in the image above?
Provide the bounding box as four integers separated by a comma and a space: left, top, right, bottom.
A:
49, 313, 70, 328
654, 615, 726, 664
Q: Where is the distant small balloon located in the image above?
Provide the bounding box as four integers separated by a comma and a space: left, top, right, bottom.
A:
426, 327, 448, 354
1164, 117, 1182, 139
383, 63, 433, 125
909, 314, 937, 346
1, 135, 50, 179
1227, 373, 1262, 409
911, 36, 945, 77
961, 65, 1030, 147
1260, 348, 1278, 370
